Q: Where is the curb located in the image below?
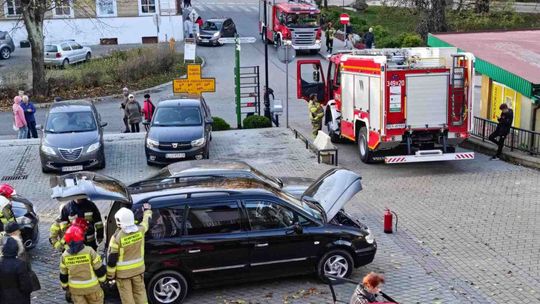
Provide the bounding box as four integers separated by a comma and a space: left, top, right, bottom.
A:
461, 136, 540, 170
15, 55, 207, 110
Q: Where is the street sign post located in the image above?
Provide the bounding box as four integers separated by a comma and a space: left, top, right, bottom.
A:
339, 13, 349, 24
277, 44, 296, 129
220, 35, 256, 128
173, 64, 215, 95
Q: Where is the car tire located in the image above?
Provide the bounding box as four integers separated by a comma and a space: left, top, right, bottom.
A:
317, 249, 354, 283
325, 111, 340, 143
61, 59, 69, 69
358, 126, 373, 163
85, 52, 91, 61
148, 270, 188, 304
97, 149, 106, 169
0, 47, 11, 60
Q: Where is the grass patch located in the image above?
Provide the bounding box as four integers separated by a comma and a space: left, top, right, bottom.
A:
323, 5, 540, 47
0, 46, 202, 107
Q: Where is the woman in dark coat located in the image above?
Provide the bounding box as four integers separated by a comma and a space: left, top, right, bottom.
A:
0, 237, 33, 304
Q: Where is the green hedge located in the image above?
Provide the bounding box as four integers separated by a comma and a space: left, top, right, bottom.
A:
243, 115, 272, 129
212, 116, 230, 131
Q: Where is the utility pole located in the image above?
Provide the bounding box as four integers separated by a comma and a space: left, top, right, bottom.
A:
235, 35, 242, 128
263, 0, 271, 120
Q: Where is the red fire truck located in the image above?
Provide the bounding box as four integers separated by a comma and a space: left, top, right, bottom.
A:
297, 48, 476, 164
259, 0, 322, 53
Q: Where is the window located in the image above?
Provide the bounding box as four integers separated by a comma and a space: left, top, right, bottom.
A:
245, 200, 308, 231
54, 0, 72, 17
186, 203, 241, 235
142, 207, 184, 239
140, 0, 156, 14
96, 0, 117, 17
4, 0, 22, 16
60, 43, 71, 52
69, 42, 83, 50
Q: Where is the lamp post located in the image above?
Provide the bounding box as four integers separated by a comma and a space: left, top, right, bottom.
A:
263, 0, 271, 120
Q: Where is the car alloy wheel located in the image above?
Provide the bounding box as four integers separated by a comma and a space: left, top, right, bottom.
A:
0, 47, 10, 59
148, 270, 188, 304
317, 249, 353, 282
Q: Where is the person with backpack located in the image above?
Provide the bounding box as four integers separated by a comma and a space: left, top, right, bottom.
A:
142, 94, 155, 131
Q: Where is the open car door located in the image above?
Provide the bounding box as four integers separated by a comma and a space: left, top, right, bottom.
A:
50, 171, 132, 204
302, 169, 362, 221
297, 60, 327, 104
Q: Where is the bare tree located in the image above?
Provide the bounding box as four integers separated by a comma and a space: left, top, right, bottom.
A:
398, 0, 448, 39
475, 0, 489, 13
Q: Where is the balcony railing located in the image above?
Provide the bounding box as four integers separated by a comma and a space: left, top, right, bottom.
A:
471, 116, 540, 156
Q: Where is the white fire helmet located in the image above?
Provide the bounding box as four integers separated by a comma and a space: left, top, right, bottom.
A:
115, 207, 138, 233
0, 195, 10, 209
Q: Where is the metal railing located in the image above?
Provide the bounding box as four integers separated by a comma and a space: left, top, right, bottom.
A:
471, 116, 540, 156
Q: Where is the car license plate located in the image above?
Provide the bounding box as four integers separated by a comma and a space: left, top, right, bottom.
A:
61, 165, 83, 172
202, 39, 209, 43
166, 153, 186, 159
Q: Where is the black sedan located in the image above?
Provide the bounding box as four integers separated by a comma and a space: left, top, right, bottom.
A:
11, 196, 40, 249
196, 18, 237, 46
51, 168, 376, 304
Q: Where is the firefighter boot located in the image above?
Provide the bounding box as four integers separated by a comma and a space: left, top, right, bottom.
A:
117, 275, 148, 304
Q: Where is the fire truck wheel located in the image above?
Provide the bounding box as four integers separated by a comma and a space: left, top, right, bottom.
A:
358, 127, 373, 163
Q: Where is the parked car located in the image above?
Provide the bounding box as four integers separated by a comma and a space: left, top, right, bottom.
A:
44, 40, 92, 68
9, 195, 40, 250
145, 97, 213, 166
51, 168, 376, 304
196, 18, 237, 46
39, 100, 107, 173
0, 31, 15, 60
129, 160, 314, 198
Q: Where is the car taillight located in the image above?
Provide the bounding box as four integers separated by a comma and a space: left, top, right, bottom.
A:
56, 52, 61, 58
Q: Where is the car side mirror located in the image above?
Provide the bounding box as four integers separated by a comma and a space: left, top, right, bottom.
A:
100, 122, 108, 128
206, 118, 214, 125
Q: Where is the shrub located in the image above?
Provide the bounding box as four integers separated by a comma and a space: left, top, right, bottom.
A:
399, 32, 423, 47
243, 115, 271, 129
212, 116, 230, 131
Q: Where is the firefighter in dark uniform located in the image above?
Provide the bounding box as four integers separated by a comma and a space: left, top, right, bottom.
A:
59, 198, 104, 250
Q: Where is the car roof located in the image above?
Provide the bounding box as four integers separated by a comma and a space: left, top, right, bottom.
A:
207, 18, 228, 22
157, 99, 202, 108
165, 160, 253, 176
45, 40, 78, 45
130, 176, 284, 203
49, 100, 94, 113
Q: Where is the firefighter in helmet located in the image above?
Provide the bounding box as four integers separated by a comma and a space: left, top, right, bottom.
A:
59, 225, 106, 304
308, 93, 324, 138
0, 184, 17, 232
50, 204, 90, 252
59, 198, 104, 250
106, 204, 152, 304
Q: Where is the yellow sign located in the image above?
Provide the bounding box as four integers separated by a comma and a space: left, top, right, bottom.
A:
173, 64, 215, 95
490, 81, 521, 128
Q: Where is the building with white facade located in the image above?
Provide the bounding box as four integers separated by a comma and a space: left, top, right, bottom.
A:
0, 0, 184, 45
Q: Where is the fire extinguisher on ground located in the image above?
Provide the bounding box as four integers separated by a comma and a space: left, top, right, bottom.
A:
384, 208, 398, 234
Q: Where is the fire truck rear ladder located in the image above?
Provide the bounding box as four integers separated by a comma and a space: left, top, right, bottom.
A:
451, 55, 467, 126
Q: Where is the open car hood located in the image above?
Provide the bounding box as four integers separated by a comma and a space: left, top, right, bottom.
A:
50, 171, 132, 203
302, 169, 362, 221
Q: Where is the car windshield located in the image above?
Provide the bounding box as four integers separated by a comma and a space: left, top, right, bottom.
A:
201, 21, 222, 31
45, 111, 97, 133
45, 45, 58, 52
152, 106, 202, 127
278, 191, 324, 222
285, 13, 319, 27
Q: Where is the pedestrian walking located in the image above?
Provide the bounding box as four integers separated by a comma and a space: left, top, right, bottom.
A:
121, 87, 130, 133
325, 22, 336, 53
59, 198, 104, 250
363, 27, 375, 49
142, 94, 155, 131
125, 94, 142, 133
20, 95, 38, 138
196, 16, 203, 28
489, 103, 514, 160
184, 16, 194, 38
60, 225, 106, 304
12, 96, 28, 140
107, 204, 152, 304
308, 93, 324, 138
0, 237, 34, 304
349, 272, 385, 304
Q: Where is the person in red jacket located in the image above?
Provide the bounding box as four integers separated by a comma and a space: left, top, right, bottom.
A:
142, 94, 155, 131
196, 16, 203, 29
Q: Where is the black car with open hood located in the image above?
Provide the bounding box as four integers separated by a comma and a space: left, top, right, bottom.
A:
51, 167, 376, 304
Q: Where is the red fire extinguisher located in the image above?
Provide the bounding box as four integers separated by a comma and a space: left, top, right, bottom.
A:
384, 208, 398, 234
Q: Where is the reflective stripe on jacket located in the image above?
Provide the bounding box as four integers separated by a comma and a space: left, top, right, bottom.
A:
107, 210, 152, 279
59, 246, 106, 295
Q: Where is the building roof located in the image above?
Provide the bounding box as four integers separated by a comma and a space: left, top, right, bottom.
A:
428, 31, 540, 100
